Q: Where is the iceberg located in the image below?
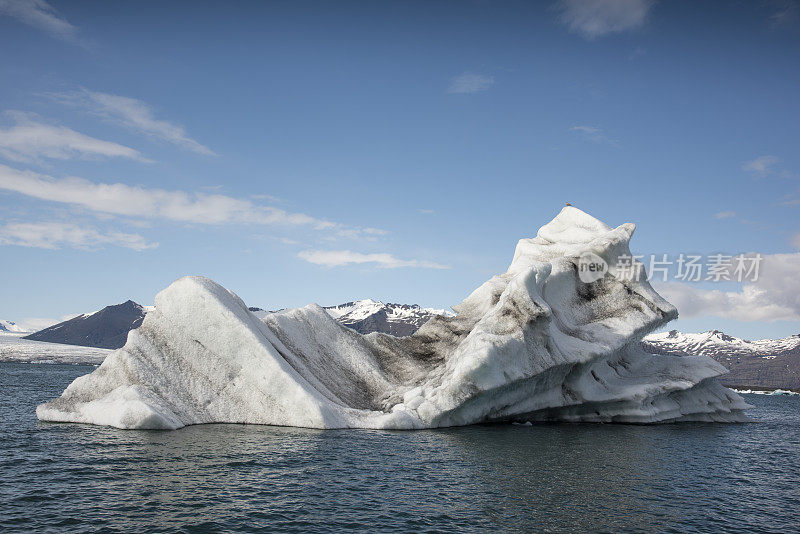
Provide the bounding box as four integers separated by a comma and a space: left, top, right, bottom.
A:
37, 207, 751, 430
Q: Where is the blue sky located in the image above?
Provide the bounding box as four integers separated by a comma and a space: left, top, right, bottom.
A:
0, 0, 799, 339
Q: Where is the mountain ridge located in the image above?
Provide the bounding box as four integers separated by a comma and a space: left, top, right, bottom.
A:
23, 300, 148, 349
14, 299, 800, 391
642, 330, 800, 390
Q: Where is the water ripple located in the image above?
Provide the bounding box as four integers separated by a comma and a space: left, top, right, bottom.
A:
2, 363, 799, 532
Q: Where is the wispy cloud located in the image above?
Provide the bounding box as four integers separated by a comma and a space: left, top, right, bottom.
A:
50, 90, 215, 155
555, 0, 655, 40
0, 221, 156, 251
628, 46, 647, 60
0, 0, 79, 42
417, 208, 435, 215
447, 73, 495, 94
742, 155, 781, 178
571, 125, 619, 146
298, 249, 450, 269
792, 233, 800, 250
273, 236, 300, 246
0, 164, 385, 242
0, 163, 328, 227
0, 112, 148, 163
16, 316, 69, 332
715, 211, 736, 219
331, 227, 388, 240
769, 0, 799, 27
655, 252, 800, 322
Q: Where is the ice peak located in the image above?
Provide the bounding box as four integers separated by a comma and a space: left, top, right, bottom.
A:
541, 206, 612, 239
509, 207, 638, 276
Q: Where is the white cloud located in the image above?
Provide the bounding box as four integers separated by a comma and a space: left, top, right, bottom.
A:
628, 46, 647, 60
417, 209, 435, 215
332, 227, 389, 240
0, 164, 385, 240
447, 73, 495, 94
0, 221, 157, 251
298, 249, 450, 269
555, 0, 654, 40
742, 155, 780, 177
0, 163, 329, 227
16, 317, 59, 331
791, 233, 800, 250
16, 313, 83, 332
715, 211, 736, 219
0, 113, 147, 163
0, 0, 78, 42
572, 125, 600, 135
571, 125, 619, 146
769, 0, 799, 27
51, 90, 215, 155
655, 252, 800, 322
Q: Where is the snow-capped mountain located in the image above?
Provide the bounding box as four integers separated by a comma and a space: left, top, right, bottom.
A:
24, 301, 150, 349
642, 330, 800, 390
323, 299, 453, 337
250, 299, 452, 336
12, 298, 446, 356
0, 320, 30, 333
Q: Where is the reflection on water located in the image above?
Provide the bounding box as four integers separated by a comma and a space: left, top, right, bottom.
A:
2, 363, 799, 532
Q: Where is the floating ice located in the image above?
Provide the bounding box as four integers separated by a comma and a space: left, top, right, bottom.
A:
37, 207, 751, 429
733, 389, 799, 396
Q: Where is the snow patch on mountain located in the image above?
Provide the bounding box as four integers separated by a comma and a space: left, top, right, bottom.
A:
323, 300, 453, 337
642, 330, 800, 390
644, 330, 800, 356
0, 320, 30, 333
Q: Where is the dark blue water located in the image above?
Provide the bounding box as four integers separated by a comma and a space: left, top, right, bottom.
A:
1, 363, 799, 533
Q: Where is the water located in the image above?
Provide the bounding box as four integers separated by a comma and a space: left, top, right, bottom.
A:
2, 363, 799, 533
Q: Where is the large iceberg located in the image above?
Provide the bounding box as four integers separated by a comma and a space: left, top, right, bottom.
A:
37, 207, 750, 430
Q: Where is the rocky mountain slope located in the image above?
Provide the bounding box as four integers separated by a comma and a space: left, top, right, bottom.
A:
23, 301, 148, 350
642, 330, 800, 390
249, 299, 451, 336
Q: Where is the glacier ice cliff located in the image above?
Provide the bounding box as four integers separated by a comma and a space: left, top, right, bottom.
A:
37, 207, 751, 429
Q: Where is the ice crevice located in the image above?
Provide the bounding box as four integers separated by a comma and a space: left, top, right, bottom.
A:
36, 207, 751, 430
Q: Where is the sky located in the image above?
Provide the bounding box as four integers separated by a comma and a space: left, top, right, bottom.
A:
0, 0, 799, 340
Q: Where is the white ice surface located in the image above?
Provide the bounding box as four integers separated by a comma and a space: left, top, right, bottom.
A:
37, 207, 751, 429
1, 333, 110, 365
733, 388, 799, 396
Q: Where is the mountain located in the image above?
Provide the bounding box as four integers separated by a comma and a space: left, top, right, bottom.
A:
14, 296, 799, 393
13, 298, 447, 355
642, 330, 800, 390
323, 299, 452, 337
249, 300, 452, 336
0, 320, 29, 333
23, 301, 148, 349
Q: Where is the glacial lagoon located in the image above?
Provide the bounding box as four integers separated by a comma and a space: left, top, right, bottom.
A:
2, 363, 799, 533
